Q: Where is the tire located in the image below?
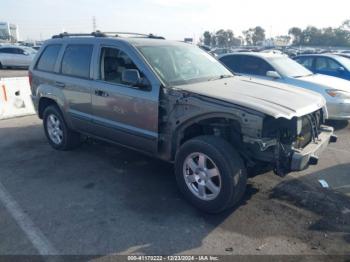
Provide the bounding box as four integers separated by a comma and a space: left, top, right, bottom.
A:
43, 105, 81, 150
175, 136, 247, 213
0, 62, 3, 69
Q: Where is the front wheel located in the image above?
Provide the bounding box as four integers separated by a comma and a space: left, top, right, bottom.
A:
175, 136, 247, 213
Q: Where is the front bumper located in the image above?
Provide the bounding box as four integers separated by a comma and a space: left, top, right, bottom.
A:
327, 100, 350, 120
291, 125, 336, 171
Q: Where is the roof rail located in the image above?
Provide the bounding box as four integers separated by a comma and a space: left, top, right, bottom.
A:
51, 31, 165, 40
102, 32, 165, 39
52, 31, 106, 39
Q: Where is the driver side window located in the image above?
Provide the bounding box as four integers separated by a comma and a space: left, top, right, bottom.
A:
100, 47, 142, 86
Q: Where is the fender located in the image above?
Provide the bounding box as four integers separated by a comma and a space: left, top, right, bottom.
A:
159, 92, 265, 161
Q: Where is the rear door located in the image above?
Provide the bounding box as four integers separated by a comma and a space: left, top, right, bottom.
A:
7, 48, 25, 66
90, 45, 159, 154
57, 44, 95, 132
16, 48, 34, 66
0, 48, 15, 66
314, 57, 342, 78
12, 48, 31, 66
294, 56, 314, 71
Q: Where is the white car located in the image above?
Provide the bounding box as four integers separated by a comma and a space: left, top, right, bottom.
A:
0, 46, 37, 69
219, 52, 350, 120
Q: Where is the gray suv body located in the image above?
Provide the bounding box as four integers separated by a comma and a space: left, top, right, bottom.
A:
29, 33, 337, 213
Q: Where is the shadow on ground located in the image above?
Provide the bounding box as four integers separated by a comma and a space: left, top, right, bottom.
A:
325, 120, 349, 131
270, 164, 350, 244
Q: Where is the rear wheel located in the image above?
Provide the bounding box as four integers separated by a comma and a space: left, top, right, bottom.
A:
0, 62, 3, 69
43, 105, 81, 150
175, 136, 247, 213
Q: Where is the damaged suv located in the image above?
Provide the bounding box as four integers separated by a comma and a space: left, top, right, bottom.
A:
29, 32, 337, 213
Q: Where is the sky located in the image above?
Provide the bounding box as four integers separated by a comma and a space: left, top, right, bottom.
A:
2, 0, 350, 42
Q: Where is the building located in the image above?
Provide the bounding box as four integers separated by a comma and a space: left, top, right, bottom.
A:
0, 22, 19, 43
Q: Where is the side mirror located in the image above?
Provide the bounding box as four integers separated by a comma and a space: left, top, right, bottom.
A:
266, 70, 281, 79
23, 51, 29, 56
337, 66, 346, 73
122, 69, 150, 89
122, 69, 140, 86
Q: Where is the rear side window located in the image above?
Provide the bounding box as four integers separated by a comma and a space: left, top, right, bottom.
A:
61, 45, 93, 78
220, 55, 241, 72
295, 57, 313, 70
36, 45, 62, 72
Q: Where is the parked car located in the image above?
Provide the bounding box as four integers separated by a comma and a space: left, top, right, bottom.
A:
0, 45, 37, 69
219, 53, 350, 120
333, 53, 350, 60
210, 48, 233, 56
294, 54, 350, 81
29, 32, 336, 213
32, 46, 42, 51
260, 49, 286, 56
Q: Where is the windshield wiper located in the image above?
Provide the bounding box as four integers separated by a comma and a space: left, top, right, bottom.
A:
207, 75, 233, 81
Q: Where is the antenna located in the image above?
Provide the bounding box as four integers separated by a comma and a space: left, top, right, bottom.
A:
92, 16, 97, 32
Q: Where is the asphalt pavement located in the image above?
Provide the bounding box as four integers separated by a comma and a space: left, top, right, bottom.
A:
0, 115, 349, 256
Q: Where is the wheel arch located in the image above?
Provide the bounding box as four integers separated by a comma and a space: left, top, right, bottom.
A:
170, 112, 244, 161
38, 97, 60, 119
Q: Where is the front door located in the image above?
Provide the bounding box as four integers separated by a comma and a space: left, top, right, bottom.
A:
91, 46, 159, 153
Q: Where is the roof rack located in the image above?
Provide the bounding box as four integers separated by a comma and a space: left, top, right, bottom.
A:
52, 31, 106, 39
103, 32, 165, 39
52, 31, 165, 39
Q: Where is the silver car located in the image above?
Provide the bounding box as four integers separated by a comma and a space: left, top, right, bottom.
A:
0, 45, 37, 69
219, 52, 350, 120
28, 32, 336, 213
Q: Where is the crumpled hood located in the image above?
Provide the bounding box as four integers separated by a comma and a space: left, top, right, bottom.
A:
175, 76, 326, 119
298, 74, 350, 92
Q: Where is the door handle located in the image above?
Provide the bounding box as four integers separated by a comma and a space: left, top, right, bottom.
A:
55, 81, 65, 88
95, 90, 109, 97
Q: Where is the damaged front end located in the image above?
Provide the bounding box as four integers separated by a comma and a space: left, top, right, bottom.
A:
243, 109, 337, 177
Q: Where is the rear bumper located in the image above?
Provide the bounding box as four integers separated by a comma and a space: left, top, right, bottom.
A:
291, 125, 336, 171
30, 95, 39, 114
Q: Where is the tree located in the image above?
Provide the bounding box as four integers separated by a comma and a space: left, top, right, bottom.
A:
301, 26, 321, 45
202, 31, 212, 46
242, 29, 253, 45
288, 27, 302, 45
274, 35, 291, 46
243, 26, 265, 45
341, 19, 350, 31
215, 29, 228, 48
200, 29, 242, 48
252, 26, 265, 45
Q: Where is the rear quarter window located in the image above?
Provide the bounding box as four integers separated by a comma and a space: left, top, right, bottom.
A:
61, 44, 93, 78
36, 44, 62, 72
